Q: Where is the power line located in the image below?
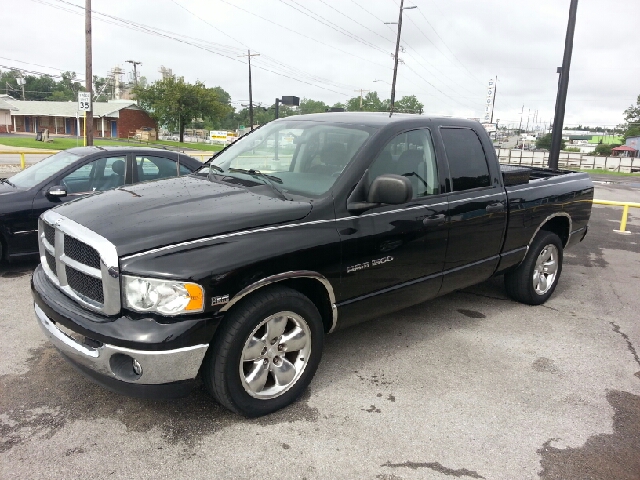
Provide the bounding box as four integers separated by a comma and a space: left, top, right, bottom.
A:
168, 0, 357, 91
318, 0, 396, 44
322, 1, 481, 106
215, 0, 392, 71
413, 1, 485, 85
278, 0, 388, 55
35, 0, 354, 96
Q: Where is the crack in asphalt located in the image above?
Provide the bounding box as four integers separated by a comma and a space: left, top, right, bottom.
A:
381, 460, 485, 478
610, 321, 640, 371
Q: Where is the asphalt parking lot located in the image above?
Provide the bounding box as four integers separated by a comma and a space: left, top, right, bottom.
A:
1, 183, 639, 480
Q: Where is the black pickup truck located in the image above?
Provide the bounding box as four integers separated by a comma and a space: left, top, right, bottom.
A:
32, 113, 593, 417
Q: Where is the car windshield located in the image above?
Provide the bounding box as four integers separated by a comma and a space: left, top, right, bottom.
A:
203, 120, 373, 197
9, 151, 81, 188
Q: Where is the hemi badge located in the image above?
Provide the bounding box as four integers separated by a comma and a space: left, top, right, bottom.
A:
211, 295, 230, 306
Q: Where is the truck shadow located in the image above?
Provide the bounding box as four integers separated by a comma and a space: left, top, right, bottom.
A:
0, 274, 517, 454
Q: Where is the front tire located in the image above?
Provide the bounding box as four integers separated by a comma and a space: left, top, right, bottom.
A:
202, 285, 324, 417
505, 231, 563, 305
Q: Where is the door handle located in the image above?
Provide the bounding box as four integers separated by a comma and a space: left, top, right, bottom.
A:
423, 214, 446, 227
486, 202, 505, 213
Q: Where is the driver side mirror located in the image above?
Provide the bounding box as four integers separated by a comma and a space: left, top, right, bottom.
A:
367, 174, 413, 204
47, 186, 67, 198
347, 174, 412, 213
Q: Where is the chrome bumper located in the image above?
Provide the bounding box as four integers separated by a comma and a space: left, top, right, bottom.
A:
35, 304, 208, 385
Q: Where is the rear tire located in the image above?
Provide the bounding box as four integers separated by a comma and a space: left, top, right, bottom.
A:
505, 231, 563, 305
202, 285, 324, 417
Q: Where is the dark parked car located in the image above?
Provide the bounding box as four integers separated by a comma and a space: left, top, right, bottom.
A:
32, 113, 593, 417
0, 147, 201, 261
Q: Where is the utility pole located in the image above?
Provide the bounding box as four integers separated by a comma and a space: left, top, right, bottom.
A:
354, 89, 370, 110
387, 1, 416, 115
518, 105, 524, 133
490, 75, 497, 124
85, 0, 93, 146
549, 0, 579, 170
238, 50, 260, 130
126, 60, 142, 86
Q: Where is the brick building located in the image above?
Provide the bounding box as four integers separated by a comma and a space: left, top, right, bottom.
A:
0, 96, 16, 133
0, 96, 156, 138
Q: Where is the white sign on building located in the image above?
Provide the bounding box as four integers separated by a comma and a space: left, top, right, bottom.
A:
78, 92, 91, 111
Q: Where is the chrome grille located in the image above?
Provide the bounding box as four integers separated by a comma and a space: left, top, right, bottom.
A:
44, 223, 55, 248
64, 236, 101, 269
38, 211, 121, 316
66, 267, 104, 303
44, 250, 57, 276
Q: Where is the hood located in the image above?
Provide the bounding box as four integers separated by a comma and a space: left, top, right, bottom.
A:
54, 175, 313, 256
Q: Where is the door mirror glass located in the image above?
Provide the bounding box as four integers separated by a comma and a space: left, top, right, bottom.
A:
367, 174, 412, 205
47, 186, 67, 198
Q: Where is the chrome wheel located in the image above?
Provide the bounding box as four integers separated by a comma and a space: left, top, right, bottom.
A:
239, 311, 311, 399
533, 244, 558, 295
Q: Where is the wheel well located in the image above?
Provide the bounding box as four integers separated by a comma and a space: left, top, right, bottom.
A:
278, 278, 334, 333
539, 215, 570, 247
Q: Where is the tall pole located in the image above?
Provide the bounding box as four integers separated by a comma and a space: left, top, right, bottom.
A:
85, 0, 93, 146
549, 0, 579, 170
239, 51, 260, 130
490, 75, 497, 124
126, 60, 142, 86
390, 0, 405, 114
354, 89, 370, 110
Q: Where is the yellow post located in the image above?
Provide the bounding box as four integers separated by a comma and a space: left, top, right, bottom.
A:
20, 152, 25, 170
83, 112, 87, 147
619, 204, 629, 233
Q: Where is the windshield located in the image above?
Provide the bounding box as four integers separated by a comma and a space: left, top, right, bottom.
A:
9, 151, 81, 189
203, 120, 373, 197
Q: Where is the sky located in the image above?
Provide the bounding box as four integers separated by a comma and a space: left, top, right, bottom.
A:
3, 0, 640, 130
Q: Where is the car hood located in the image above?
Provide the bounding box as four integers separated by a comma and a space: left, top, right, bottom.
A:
53, 175, 313, 256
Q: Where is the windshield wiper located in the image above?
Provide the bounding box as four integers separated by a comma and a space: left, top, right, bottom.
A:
227, 168, 289, 201
1, 178, 15, 187
209, 164, 225, 174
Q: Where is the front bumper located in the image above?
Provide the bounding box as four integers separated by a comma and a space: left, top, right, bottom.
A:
32, 265, 217, 398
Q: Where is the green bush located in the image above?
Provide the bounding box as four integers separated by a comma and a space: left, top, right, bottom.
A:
563, 147, 581, 152
594, 144, 621, 156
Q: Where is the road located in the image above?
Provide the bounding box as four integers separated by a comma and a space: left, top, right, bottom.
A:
1, 184, 639, 479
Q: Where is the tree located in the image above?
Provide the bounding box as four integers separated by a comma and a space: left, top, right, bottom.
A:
622, 94, 640, 141
133, 77, 232, 142
346, 91, 387, 112
395, 95, 424, 114
299, 98, 328, 114
536, 133, 565, 151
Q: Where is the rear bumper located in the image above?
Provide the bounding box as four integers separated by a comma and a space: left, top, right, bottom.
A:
32, 265, 216, 398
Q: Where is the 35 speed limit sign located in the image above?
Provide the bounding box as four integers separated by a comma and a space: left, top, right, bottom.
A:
78, 92, 91, 111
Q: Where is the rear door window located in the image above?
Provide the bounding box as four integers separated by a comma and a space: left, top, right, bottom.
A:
135, 156, 178, 182
440, 128, 491, 191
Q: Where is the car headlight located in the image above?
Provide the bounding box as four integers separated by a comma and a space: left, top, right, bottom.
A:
122, 275, 204, 315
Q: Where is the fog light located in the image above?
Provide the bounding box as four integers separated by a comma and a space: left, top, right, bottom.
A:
109, 353, 143, 381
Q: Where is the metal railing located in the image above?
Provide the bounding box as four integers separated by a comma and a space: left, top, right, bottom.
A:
593, 199, 640, 234
496, 148, 638, 173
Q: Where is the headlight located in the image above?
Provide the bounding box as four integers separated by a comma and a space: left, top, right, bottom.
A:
122, 275, 204, 315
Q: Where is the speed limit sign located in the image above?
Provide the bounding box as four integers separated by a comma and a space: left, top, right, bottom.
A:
78, 92, 91, 111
